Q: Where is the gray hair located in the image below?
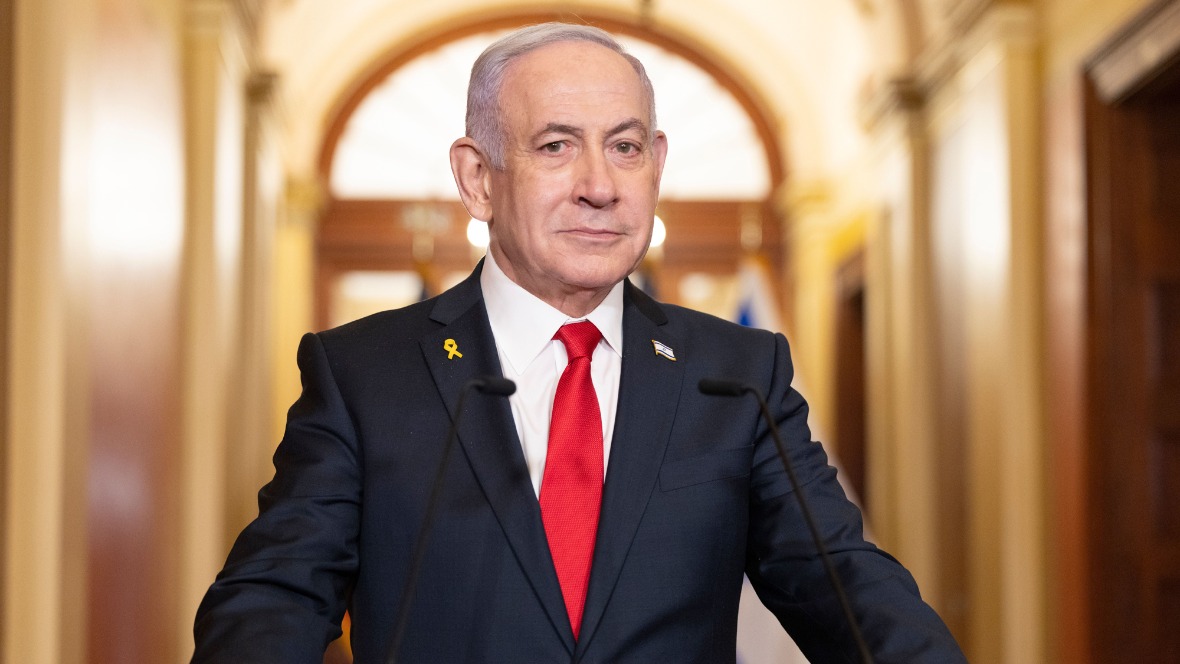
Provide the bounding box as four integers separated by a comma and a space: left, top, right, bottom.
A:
465, 22, 658, 169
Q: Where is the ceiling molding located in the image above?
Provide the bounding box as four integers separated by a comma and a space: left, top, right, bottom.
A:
910, 3, 1036, 105
1087, 0, 1180, 103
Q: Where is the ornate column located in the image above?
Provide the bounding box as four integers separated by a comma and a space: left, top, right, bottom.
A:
270, 176, 321, 443
859, 75, 946, 623
5, 0, 77, 660
176, 0, 251, 654
224, 70, 283, 545
912, 1, 1046, 659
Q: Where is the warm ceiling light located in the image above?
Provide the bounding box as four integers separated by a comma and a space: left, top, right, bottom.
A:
466, 218, 489, 248
650, 215, 667, 248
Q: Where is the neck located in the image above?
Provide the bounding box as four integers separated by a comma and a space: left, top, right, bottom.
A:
545, 290, 610, 319
488, 246, 616, 318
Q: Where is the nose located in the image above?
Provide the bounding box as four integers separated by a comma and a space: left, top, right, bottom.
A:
574, 149, 619, 209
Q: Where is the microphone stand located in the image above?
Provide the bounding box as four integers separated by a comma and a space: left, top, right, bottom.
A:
699, 379, 873, 664
385, 376, 515, 664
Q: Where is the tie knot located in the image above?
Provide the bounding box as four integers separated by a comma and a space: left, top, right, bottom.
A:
554, 321, 602, 360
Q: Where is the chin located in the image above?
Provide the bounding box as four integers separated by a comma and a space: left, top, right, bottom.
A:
560, 269, 628, 291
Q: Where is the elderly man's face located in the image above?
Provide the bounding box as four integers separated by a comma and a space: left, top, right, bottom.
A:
477, 40, 666, 315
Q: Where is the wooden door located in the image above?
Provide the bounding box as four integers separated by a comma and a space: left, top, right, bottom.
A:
1085, 24, 1180, 659
834, 251, 867, 510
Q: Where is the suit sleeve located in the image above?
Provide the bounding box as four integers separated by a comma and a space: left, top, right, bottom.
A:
192, 333, 361, 664
744, 333, 966, 663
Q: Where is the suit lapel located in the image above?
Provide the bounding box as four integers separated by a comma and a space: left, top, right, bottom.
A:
419, 266, 574, 655
576, 283, 684, 654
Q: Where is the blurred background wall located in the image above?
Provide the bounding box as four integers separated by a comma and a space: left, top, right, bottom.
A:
3, 0, 1180, 662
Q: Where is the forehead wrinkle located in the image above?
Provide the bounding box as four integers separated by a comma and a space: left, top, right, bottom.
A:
532, 123, 583, 141
499, 42, 656, 155
529, 118, 648, 145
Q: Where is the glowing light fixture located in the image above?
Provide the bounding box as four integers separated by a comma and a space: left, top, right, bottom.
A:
650, 215, 667, 248
466, 218, 490, 248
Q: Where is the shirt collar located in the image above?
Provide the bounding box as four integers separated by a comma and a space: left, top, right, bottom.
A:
480, 250, 625, 375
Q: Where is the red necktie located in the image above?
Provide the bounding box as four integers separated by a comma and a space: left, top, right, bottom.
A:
540, 321, 604, 640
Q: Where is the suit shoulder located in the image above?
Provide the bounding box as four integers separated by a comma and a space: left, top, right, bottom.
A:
658, 302, 779, 343
315, 297, 439, 349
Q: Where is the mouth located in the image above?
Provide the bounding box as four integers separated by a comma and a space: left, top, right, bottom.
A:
562, 228, 624, 240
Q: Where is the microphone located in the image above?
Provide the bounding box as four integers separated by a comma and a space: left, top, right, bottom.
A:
386, 376, 516, 664
698, 378, 873, 664
472, 375, 516, 396
697, 378, 747, 397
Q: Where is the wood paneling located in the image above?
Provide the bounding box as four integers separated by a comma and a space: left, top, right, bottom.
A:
316, 198, 784, 330
316, 199, 475, 328
1084, 56, 1180, 662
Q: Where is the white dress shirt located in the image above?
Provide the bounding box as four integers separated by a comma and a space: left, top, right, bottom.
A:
480, 251, 623, 497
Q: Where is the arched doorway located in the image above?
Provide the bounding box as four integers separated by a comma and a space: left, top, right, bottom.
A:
312, 16, 789, 333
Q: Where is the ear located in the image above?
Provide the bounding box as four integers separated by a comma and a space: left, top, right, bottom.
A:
450, 137, 494, 221
651, 130, 669, 187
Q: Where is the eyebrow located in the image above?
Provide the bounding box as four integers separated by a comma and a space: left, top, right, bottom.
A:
607, 119, 649, 142
532, 118, 650, 143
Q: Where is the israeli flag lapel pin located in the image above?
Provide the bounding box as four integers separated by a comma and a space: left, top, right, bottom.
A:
651, 339, 676, 361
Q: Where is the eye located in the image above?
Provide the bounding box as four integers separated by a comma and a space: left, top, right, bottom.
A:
615, 141, 640, 155
541, 141, 565, 153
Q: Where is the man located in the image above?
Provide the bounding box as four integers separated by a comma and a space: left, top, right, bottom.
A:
193, 23, 965, 663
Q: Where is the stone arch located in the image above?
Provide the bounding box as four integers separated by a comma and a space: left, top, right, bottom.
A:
302, 9, 813, 331
313, 12, 788, 190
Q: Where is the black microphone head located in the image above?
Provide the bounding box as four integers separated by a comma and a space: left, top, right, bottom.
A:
698, 378, 748, 397
474, 376, 516, 396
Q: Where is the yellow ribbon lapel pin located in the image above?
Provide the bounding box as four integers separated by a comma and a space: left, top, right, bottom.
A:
444, 338, 463, 360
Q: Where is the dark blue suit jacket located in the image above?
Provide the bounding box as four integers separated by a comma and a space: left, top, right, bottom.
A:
192, 266, 964, 663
